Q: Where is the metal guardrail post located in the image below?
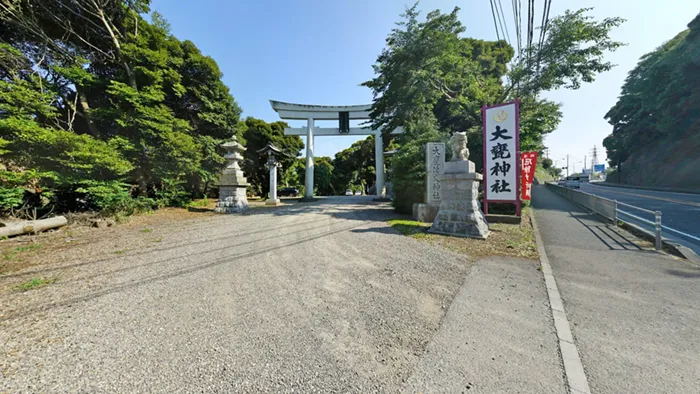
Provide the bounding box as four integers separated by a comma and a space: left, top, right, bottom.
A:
614, 200, 618, 226
655, 211, 662, 250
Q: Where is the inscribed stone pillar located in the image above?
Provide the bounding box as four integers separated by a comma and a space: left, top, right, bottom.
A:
426, 142, 445, 206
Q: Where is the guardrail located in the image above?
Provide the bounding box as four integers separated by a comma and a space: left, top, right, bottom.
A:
547, 183, 663, 250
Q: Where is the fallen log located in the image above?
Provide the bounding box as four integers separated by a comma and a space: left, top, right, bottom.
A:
0, 216, 68, 238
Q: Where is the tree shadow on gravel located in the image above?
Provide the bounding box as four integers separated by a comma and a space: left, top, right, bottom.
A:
2, 220, 372, 322
2, 199, 395, 280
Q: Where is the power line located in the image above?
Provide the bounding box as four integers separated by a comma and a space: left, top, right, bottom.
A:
488, 0, 502, 44
511, 0, 522, 57
535, 0, 553, 74
496, 0, 511, 46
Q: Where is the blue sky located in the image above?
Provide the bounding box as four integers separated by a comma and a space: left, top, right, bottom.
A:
151, 0, 696, 168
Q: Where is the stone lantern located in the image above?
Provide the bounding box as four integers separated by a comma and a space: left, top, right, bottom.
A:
257, 143, 284, 206
215, 137, 249, 213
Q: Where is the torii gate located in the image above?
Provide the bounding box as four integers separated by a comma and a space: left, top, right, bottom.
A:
269, 100, 402, 199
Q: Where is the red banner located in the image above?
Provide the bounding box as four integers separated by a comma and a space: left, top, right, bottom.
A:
520, 151, 538, 200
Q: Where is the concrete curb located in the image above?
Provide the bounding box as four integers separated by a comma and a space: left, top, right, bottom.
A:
530, 210, 591, 394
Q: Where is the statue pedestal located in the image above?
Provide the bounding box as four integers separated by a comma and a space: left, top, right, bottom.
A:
429, 161, 489, 239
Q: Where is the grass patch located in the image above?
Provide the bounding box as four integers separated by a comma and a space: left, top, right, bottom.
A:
387, 219, 431, 237
188, 198, 210, 208
13, 243, 43, 253
2, 243, 44, 262
387, 209, 538, 260
114, 250, 124, 255
17, 277, 57, 291
139, 228, 152, 233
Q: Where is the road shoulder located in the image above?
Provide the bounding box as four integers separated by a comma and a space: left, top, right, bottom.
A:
532, 185, 700, 394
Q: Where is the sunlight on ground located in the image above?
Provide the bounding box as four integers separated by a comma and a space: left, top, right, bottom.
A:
388, 209, 538, 260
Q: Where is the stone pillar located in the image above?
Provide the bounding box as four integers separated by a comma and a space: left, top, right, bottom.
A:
374, 131, 385, 198
215, 137, 249, 214
304, 117, 314, 199
266, 156, 280, 205
425, 142, 445, 205
412, 142, 444, 222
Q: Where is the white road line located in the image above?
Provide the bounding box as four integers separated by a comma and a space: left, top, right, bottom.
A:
531, 211, 591, 394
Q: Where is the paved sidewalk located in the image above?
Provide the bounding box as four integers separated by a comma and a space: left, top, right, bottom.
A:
403, 256, 566, 393
532, 185, 700, 394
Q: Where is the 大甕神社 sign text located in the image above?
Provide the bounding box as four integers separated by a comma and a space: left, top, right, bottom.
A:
482, 101, 520, 216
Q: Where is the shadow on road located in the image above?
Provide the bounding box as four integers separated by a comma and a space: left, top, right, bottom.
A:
665, 268, 700, 278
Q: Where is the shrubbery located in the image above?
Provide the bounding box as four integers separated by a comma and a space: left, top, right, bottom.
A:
0, 2, 242, 219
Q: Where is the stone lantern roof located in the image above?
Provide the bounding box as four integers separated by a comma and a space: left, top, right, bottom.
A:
256, 143, 284, 157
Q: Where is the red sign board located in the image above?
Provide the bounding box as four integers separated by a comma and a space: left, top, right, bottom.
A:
520, 151, 538, 200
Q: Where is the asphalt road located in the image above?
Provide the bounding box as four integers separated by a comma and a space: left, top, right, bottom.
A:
532, 185, 700, 394
1, 196, 564, 393
579, 182, 700, 255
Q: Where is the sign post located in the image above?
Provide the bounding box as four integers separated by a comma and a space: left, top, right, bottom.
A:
520, 151, 538, 201
482, 101, 520, 216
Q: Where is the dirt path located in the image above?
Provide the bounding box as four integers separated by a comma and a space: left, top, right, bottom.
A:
1, 197, 477, 392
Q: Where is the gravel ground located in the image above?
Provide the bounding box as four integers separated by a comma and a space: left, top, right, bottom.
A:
1, 196, 479, 393
532, 185, 700, 394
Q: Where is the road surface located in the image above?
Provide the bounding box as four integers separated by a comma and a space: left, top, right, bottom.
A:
1, 196, 564, 393
579, 182, 700, 255
533, 185, 700, 394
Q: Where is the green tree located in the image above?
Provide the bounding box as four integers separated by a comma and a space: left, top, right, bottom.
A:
331, 136, 379, 194
0, 0, 243, 214
541, 158, 553, 170
603, 13, 699, 169
313, 157, 334, 196
363, 4, 623, 212
240, 117, 303, 197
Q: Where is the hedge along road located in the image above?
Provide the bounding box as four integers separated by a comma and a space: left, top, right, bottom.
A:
579, 182, 700, 255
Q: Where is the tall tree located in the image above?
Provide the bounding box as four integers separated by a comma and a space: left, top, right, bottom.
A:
363, 4, 623, 212
240, 117, 303, 197
604, 13, 699, 169
0, 0, 243, 214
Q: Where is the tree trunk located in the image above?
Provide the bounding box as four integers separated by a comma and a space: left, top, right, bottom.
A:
77, 91, 100, 137
0, 216, 68, 238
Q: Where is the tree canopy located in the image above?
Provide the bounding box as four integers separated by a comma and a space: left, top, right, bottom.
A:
603, 13, 700, 167
363, 4, 624, 212
238, 117, 303, 197
0, 0, 241, 216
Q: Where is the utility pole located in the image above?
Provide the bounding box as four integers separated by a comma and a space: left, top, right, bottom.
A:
584, 155, 587, 171
566, 154, 569, 177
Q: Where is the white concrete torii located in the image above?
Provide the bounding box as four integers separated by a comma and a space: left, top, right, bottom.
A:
269, 100, 402, 199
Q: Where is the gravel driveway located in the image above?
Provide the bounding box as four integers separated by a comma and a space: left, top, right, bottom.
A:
1, 196, 477, 393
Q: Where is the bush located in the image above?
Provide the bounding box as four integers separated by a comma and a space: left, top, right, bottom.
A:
154, 178, 191, 208
75, 180, 157, 216
391, 117, 445, 214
